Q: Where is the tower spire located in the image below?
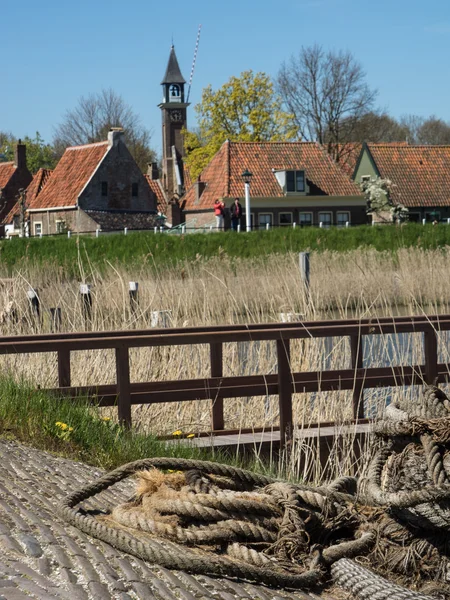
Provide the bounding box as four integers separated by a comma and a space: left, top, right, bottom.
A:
161, 46, 186, 85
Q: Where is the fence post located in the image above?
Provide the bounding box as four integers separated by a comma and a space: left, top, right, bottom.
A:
116, 345, 132, 427
124, 227, 128, 235
210, 342, 224, 431
350, 333, 364, 419
422, 218, 426, 226
293, 222, 296, 229
95, 228, 100, 238
181, 225, 186, 234
277, 338, 293, 449
67, 230, 71, 239
57, 349, 71, 387
299, 252, 310, 292
424, 327, 438, 385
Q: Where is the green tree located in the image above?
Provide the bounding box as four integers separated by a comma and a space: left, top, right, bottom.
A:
0, 132, 57, 173
185, 71, 298, 180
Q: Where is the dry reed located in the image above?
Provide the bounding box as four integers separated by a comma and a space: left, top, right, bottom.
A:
0, 247, 449, 483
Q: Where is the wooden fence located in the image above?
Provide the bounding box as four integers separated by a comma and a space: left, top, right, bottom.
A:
1, 314, 449, 448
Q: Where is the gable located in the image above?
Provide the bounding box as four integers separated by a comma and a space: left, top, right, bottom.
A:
31, 142, 109, 209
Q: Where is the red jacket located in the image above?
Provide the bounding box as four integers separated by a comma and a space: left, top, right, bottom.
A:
214, 201, 224, 216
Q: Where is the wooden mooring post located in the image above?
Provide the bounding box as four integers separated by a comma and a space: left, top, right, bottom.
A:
27, 288, 40, 321
299, 252, 310, 293
80, 284, 92, 323
129, 282, 139, 315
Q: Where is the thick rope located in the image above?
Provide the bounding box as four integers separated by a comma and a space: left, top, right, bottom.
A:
57, 386, 450, 597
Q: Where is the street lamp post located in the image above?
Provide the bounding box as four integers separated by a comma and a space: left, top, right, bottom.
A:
241, 169, 253, 232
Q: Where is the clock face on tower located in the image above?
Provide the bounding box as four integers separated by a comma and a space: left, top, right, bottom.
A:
170, 110, 183, 123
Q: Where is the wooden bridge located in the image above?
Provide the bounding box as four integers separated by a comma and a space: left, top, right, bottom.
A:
0, 314, 449, 448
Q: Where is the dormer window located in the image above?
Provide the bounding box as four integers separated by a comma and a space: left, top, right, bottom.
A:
273, 169, 308, 195
169, 84, 181, 102
286, 170, 305, 193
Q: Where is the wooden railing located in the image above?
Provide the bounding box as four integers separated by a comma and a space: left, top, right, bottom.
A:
1, 314, 450, 448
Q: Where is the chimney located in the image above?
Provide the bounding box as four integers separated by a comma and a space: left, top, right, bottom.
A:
147, 162, 159, 180
15, 139, 26, 170
108, 127, 125, 147
194, 176, 206, 204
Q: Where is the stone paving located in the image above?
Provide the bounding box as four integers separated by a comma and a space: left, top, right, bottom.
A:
0, 439, 339, 600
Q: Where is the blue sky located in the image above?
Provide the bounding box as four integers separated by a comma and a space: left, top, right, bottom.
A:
2, 0, 450, 156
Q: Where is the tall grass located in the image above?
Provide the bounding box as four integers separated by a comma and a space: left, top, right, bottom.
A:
0, 242, 449, 483
1, 223, 450, 278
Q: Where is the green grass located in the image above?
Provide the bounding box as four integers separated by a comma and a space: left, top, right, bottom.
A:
1, 224, 449, 277
0, 376, 250, 472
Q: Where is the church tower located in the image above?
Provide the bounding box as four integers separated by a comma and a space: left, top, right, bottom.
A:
159, 46, 189, 201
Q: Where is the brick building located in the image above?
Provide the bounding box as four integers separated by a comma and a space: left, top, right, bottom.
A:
353, 142, 450, 223
181, 141, 365, 230
0, 141, 32, 233
25, 129, 159, 236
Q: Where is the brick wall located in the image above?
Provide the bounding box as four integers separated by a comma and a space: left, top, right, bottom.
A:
78, 138, 156, 212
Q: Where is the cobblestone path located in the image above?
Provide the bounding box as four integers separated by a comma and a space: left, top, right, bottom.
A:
0, 439, 338, 600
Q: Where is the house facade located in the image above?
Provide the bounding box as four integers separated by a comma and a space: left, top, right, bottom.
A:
181, 141, 365, 230
353, 143, 450, 222
26, 129, 158, 236
0, 141, 32, 232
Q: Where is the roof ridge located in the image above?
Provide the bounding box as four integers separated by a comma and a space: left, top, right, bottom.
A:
0, 161, 15, 166
369, 143, 450, 148
227, 140, 316, 146
67, 141, 109, 151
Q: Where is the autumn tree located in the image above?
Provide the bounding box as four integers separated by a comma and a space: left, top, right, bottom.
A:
184, 71, 298, 180
277, 45, 377, 161
53, 88, 156, 171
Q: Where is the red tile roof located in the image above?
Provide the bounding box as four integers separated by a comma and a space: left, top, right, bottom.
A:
144, 176, 168, 215
2, 168, 53, 224
0, 162, 16, 189
183, 141, 361, 210
366, 144, 450, 207
30, 142, 109, 209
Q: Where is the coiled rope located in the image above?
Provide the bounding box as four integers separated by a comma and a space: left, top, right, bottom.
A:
58, 385, 450, 598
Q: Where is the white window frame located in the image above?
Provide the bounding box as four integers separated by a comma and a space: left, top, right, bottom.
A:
258, 213, 273, 229
279, 212, 293, 226
318, 212, 333, 228
299, 212, 313, 226
361, 175, 371, 182
34, 221, 42, 236
336, 211, 350, 227
55, 220, 66, 234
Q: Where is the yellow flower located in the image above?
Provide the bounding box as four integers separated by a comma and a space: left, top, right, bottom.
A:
172, 430, 182, 436
101, 417, 111, 422
168, 469, 175, 473
60, 423, 68, 431
55, 421, 63, 427
68, 427, 74, 432
186, 433, 195, 439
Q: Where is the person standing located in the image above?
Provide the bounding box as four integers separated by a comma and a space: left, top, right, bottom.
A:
230, 198, 243, 231
214, 199, 225, 231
